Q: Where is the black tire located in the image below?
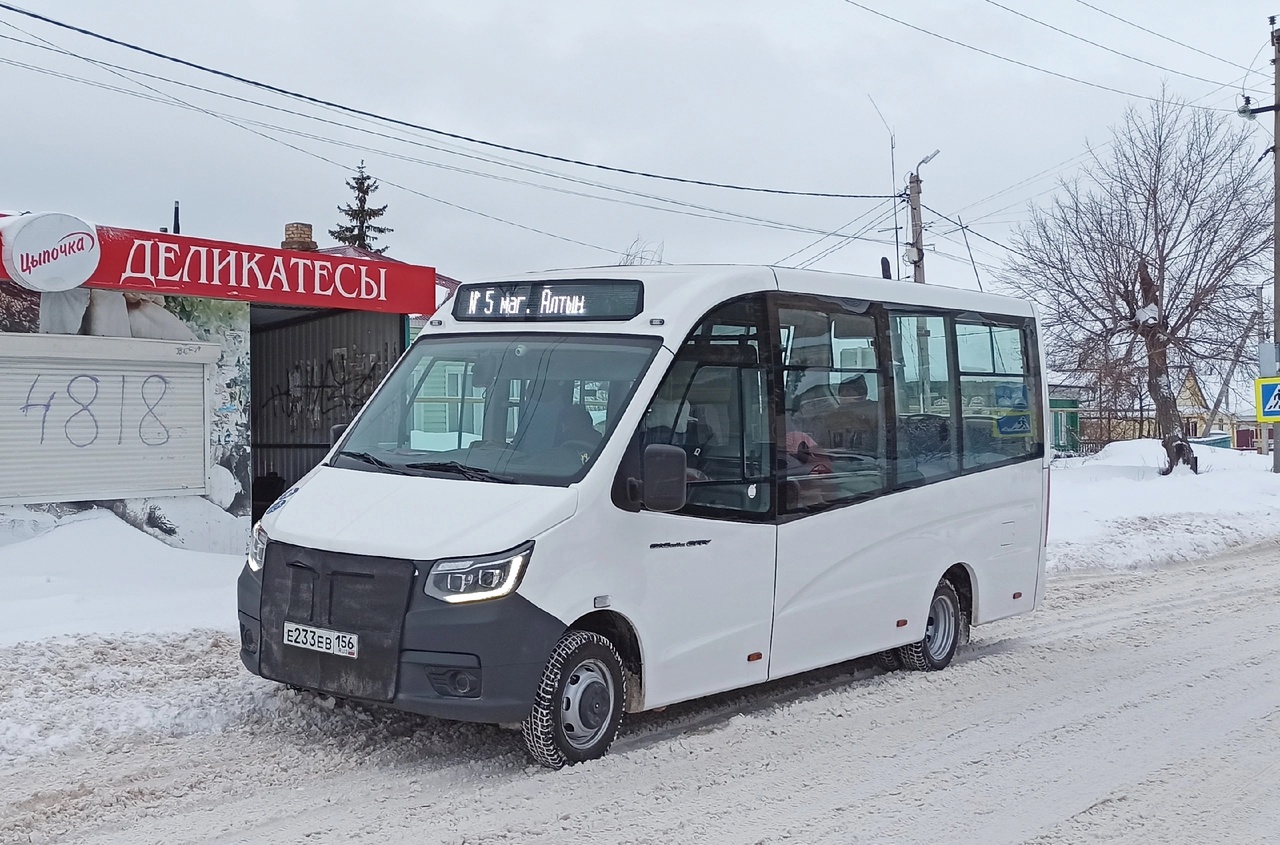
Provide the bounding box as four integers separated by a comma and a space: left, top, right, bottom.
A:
898, 579, 962, 672
522, 630, 626, 769
874, 649, 901, 672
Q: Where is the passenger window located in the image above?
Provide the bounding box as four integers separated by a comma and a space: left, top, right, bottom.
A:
636, 297, 772, 517
890, 314, 958, 484
778, 303, 887, 511
956, 322, 1039, 468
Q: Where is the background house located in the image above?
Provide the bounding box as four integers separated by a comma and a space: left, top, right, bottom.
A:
1051, 367, 1262, 455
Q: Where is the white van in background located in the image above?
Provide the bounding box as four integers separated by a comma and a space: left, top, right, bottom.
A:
237, 265, 1049, 768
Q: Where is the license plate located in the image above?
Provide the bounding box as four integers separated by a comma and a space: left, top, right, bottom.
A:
282, 621, 359, 659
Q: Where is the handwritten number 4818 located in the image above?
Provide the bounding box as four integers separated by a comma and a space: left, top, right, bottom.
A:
19, 375, 55, 445
19, 374, 170, 448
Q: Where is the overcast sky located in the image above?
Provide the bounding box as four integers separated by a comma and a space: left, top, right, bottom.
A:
0, 0, 1272, 288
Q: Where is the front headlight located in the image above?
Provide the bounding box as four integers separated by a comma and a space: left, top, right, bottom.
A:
423, 542, 533, 603
247, 523, 268, 572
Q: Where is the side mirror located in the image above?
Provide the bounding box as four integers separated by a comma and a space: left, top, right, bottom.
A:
642, 444, 687, 512
330, 423, 349, 446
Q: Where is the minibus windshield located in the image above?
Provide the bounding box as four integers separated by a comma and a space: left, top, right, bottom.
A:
333, 334, 661, 486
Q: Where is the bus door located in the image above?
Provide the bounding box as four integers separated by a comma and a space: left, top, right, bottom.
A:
769, 301, 925, 677
616, 296, 778, 708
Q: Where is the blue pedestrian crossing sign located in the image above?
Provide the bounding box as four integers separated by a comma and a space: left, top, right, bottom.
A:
1255, 377, 1280, 422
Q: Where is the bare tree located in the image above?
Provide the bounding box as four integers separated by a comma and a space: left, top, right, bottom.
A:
1000, 95, 1272, 473
618, 237, 665, 266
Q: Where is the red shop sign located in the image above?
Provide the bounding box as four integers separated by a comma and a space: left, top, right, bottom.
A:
1, 213, 436, 315
93, 227, 435, 314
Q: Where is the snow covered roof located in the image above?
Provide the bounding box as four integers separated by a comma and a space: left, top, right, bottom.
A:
1045, 370, 1093, 388
315, 248, 460, 293
316, 244, 407, 263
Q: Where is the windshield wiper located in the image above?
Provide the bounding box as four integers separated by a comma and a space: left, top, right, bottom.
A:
335, 450, 411, 475
402, 460, 515, 483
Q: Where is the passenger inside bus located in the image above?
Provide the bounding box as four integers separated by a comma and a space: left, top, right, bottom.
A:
555, 402, 602, 449
833, 374, 880, 454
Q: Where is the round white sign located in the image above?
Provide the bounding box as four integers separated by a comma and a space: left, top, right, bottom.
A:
1, 212, 101, 292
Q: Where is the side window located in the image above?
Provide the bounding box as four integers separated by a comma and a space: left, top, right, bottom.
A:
889, 314, 958, 485
778, 302, 887, 511
955, 321, 1039, 468
637, 297, 772, 517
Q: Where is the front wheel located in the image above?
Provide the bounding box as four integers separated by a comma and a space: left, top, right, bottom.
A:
522, 630, 626, 768
898, 579, 963, 672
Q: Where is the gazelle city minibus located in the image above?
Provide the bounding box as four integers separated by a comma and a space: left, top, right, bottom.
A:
237, 265, 1048, 768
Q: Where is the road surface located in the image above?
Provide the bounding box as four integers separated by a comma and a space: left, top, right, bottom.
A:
3, 539, 1279, 844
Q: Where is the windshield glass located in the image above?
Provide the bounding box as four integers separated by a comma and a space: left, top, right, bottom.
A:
334, 334, 661, 485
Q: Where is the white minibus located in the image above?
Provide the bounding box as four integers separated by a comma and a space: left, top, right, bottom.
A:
238, 265, 1049, 768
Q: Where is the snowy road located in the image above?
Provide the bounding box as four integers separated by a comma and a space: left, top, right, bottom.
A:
4, 539, 1280, 844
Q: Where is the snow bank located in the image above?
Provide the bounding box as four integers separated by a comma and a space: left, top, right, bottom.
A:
1048, 440, 1280, 572
2, 439, 1277, 648
0, 511, 242, 646
1, 439, 1279, 772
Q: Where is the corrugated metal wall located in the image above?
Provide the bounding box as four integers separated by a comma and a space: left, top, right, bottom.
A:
0, 337, 218, 505
251, 310, 403, 488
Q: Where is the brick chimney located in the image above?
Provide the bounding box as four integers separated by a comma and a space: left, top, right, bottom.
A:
282, 222, 317, 251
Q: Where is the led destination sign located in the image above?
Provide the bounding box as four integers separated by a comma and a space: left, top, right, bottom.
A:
453, 281, 643, 321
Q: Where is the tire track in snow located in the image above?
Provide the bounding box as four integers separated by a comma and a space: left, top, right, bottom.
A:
2, 541, 1279, 844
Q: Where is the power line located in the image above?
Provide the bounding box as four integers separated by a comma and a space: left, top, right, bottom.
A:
980, 0, 1254, 92
921, 204, 1023, 256
773, 197, 900, 264
0, 39, 903, 248
0, 1, 896, 200
0, 30, 895, 232
941, 61, 1265, 229
949, 149, 1094, 218
796, 205, 901, 269
0, 21, 626, 258
839, 0, 1235, 112
1069, 0, 1267, 78
795, 204, 903, 269
964, 183, 1064, 225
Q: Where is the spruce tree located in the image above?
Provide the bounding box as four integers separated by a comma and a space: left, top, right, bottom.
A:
329, 161, 392, 254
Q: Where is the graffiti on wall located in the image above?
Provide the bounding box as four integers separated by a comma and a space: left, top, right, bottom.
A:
258, 342, 393, 433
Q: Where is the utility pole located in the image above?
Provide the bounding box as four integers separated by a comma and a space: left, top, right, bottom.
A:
906, 149, 938, 284
1261, 283, 1270, 456
907, 150, 938, 411
908, 171, 925, 284
1272, 19, 1279, 472
1239, 20, 1280, 470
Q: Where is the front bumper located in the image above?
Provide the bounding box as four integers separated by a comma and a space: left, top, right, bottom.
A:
237, 546, 565, 725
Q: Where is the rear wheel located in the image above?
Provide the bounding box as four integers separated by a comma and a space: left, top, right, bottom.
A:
522, 630, 626, 768
898, 579, 962, 672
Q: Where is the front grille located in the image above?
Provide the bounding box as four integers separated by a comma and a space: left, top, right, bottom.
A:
258, 542, 415, 701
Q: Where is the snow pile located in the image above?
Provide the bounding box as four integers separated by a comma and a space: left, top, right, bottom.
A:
0, 630, 264, 766
0, 630, 514, 771
0, 510, 242, 646
1048, 440, 1280, 572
